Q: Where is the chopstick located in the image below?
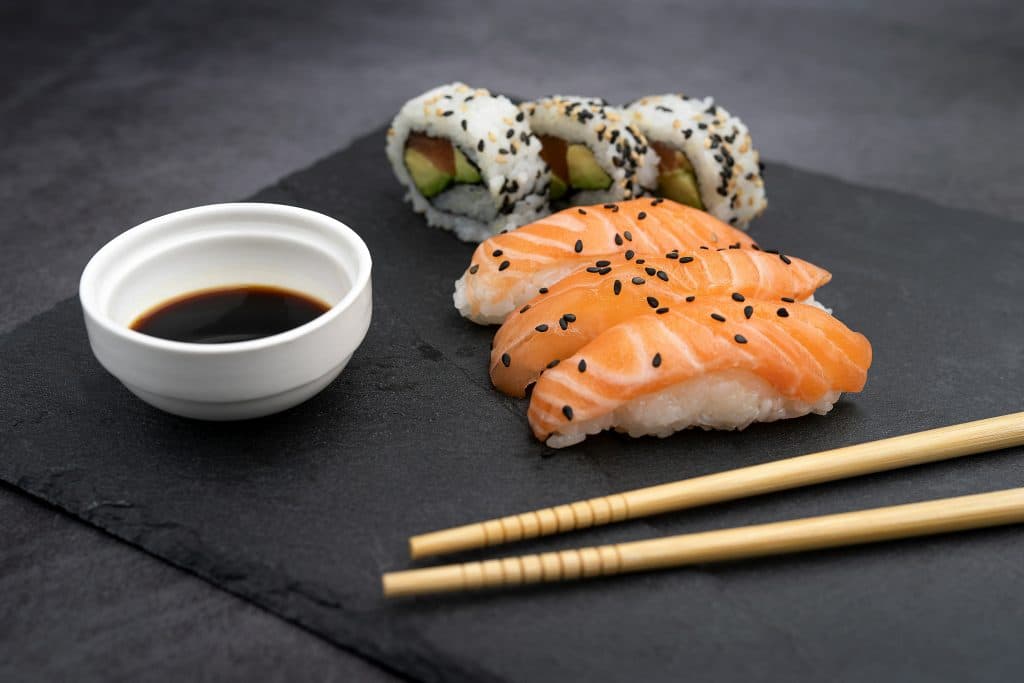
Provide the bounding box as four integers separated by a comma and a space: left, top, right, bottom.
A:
384, 486, 1024, 597
409, 412, 1024, 559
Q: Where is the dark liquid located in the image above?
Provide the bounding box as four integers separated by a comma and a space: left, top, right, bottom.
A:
131, 285, 331, 344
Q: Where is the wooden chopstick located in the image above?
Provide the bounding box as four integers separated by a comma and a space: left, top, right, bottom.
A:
384, 486, 1024, 597
409, 412, 1024, 559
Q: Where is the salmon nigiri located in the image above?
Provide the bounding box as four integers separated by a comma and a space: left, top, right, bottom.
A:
527, 297, 872, 448
491, 250, 831, 397
454, 198, 759, 324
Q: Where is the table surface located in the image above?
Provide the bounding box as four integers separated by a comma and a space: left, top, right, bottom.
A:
2, 1, 1021, 680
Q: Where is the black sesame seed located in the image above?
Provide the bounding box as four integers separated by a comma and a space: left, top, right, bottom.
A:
614, 233, 623, 246
656, 270, 669, 282
777, 307, 790, 318
598, 266, 612, 275
574, 239, 583, 253
516, 111, 525, 122
547, 359, 560, 369
645, 266, 656, 276
665, 252, 679, 259
625, 249, 636, 260
623, 231, 633, 241
744, 305, 754, 319
656, 307, 669, 314
559, 318, 568, 330
603, 203, 616, 209
461, 119, 468, 130
632, 276, 645, 285
734, 334, 748, 344
562, 405, 574, 421
578, 359, 587, 372
595, 259, 611, 267
578, 208, 587, 215
469, 264, 479, 274
535, 324, 549, 332
781, 296, 795, 303
699, 245, 709, 250
652, 198, 664, 205
686, 295, 696, 302
647, 296, 660, 308
635, 258, 645, 264
698, 122, 707, 129
478, 140, 485, 152
638, 211, 647, 220
442, 111, 454, 117
539, 287, 549, 294
506, 129, 515, 138
678, 256, 694, 264
732, 292, 745, 302
492, 249, 503, 257
779, 254, 792, 265
520, 304, 531, 313
501, 353, 511, 367
652, 353, 662, 368
613, 279, 622, 295
586, 266, 602, 273
711, 313, 726, 322
498, 260, 510, 271
563, 313, 576, 322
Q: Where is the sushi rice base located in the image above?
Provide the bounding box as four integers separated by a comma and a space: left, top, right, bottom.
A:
545, 368, 840, 448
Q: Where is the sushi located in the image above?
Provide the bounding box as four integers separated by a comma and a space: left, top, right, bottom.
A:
491, 251, 831, 397
523, 96, 658, 208
386, 83, 550, 242
454, 198, 759, 324
625, 94, 767, 229
527, 296, 872, 448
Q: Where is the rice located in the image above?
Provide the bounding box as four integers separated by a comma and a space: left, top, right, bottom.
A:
523, 96, 658, 206
625, 94, 767, 229
386, 82, 550, 242
546, 368, 840, 448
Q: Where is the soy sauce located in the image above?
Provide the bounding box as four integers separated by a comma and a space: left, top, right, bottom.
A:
131, 285, 331, 344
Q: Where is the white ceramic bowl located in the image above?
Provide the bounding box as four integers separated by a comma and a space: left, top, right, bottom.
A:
79, 203, 372, 420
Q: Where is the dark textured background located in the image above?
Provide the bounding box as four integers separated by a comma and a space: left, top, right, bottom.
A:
1, 1, 1022, 680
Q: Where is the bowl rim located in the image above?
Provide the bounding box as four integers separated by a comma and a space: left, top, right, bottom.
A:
79, 202, 373, 356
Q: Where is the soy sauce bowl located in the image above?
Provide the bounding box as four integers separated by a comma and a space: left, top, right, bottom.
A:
79, 203, 372, 420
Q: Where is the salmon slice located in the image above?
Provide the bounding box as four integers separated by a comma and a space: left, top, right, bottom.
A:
491, 250, 831, 397
453, 198, 759, 324
527, 297, 872, 447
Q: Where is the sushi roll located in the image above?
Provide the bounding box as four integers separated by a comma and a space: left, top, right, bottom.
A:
527, 296, 872, 448
453, 198, 758, 325
625, 94, 767, 229
386, 83, 550, 242
490, 250, 831, 397
523, 96, 658, 208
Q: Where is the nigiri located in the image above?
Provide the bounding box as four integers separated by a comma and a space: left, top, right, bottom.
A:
491, 250, 831, 397
453, 198, 758, 324
527, 297, 872, 448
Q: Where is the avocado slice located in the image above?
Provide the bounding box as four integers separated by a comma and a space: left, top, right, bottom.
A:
404, 147, 452, 198
548, 172, 568, 200
453, 147, 481, 184
567, 144, 612, 190
658, 169, 704, 210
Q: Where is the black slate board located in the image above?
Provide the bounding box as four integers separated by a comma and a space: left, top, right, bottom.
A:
3, 127, 1024, 682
